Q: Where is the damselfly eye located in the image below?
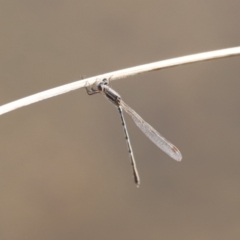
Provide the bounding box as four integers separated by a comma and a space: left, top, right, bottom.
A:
102, 78, 108, 85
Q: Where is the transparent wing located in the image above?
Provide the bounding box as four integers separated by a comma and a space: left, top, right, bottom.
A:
120, 100, 182, 161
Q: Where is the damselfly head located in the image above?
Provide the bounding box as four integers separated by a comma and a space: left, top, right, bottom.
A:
97, 78, 109, 92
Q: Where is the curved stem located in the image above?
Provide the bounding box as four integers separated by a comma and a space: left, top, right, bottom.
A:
0, 46, 240, 116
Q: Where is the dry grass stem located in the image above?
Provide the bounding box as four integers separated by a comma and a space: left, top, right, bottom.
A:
0, 46, 240, 116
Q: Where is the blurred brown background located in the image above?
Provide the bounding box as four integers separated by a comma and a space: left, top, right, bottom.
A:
0, 1, 240, 239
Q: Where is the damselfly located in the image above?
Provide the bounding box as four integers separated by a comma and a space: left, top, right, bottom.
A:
86, 79, 182, 186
